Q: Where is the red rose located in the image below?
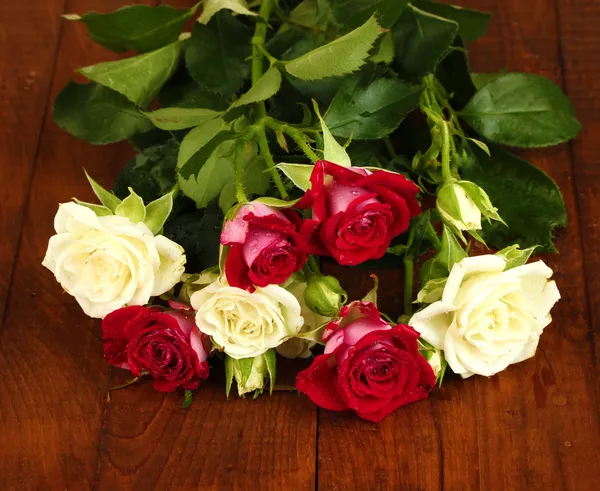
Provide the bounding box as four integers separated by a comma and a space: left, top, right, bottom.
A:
102, 306, 210, 392
220, 201, 310, 291
296, 301, 435, 422
298, 161, 421, 265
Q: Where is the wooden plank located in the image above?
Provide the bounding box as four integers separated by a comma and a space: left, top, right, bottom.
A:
558, 0, 600, 406
0, 0, 64, 321
317, 1, 600, 490
0, 1, 155, 488
93, 1, 317, 489
460, 1, 600, 490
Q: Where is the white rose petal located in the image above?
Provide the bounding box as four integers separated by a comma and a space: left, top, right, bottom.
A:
42, 202, 186, 319
410, 254, 560, 378
192, 280, 304, 359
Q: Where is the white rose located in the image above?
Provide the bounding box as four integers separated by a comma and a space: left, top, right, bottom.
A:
410, 255, 560, 378
42, 202, 185, 318
192, 280, 303, 359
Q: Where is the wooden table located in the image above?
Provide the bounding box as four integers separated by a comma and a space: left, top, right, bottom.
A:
1, 0, 599, 489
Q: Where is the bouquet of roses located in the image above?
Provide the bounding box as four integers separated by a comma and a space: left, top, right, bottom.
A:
43, 0, 574, 422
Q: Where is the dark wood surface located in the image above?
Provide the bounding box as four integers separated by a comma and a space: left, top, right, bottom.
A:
0, 0, 598, 489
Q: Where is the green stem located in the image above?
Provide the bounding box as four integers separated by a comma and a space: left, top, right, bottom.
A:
284, 126, 319, 163
441, 121, 452, 182
427, 228, 442, 251
256, 124, 288, 199
384, 137, 397, 160
403, 256, 414, 316
308, 255, 320, 274
234, 147, 248, 204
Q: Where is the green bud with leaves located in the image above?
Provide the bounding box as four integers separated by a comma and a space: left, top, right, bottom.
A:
225, 349, 276, 398
304, 273, 348, 317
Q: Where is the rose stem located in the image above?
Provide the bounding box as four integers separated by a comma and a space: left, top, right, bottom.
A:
384, 137, 397, 160
251, 0, 288, 199
441, 121, 452, 182
234, 144, 248, 203
403, 256, 414, 316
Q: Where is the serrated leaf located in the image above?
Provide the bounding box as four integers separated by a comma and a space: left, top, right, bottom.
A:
421, 225, 467, 283
185, 12, 252, 97
328, 0, 409, 31
72, 199, 112, 217
276, 163, 314, 191
198, 0, 257, 24
285, 14, 384, 81
225, 355, 234, 398
218, 182, 237, 213
370, 31, 395, 63
470, 71, 505, 90
412, 0, 491, 41
465, 137, 490, 156
85, 171, 122, 212
289, 0, 318, 28
495, 245, 539, 270
243, 156, 271, 197
313, 100, 352, 167
65, 3, 200, 53
392, 5, 458, 80
79, 40, 185, 107
177, 117, 227, 169
144, 191, 174, 234
459, 73, 582, 148
461, 142, 567, 252
263, 349, 277, 394
143, 107, 222, 130
115, 188, 146, 223
324, 72, 422, 139
53, 82, 153, 144
230, 67, 282, 109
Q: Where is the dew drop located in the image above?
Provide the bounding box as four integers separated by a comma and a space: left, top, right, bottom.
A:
564, 440, 572, 447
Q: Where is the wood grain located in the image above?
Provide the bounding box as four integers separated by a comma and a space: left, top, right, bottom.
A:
0, 0, 153, 488
0, 0, 64, 322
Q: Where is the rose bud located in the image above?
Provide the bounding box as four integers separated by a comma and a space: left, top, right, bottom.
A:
102, 306, 210, 392
303, 272, 347, 317
228, 353, 270, 397
296, 301, 436, 422
437, 180, 504, 232
220, 201, 311, 291
297, 161, 421, 266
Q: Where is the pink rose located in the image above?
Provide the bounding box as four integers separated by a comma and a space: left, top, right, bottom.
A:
220, 201, 311, 291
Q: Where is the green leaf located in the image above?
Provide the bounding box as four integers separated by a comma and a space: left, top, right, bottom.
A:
263, 349, 277, 394
276, 163, 314, 191
392, 5, 458, 80
115, 188, 146, 223
182, 389, 193, 409
406, 210, 438, 258
254, 197, 302, 208
370, 31, 395, 64
495, 245, 539, 270
85, 170, 122, 212
185, 11, 252, 97
313, 100, 352, 167
218, 183, 237, 214
144, 191, 174, 234
289, 0, 318, 28
158, 80, 229, 111
72, 199, 113, 217
417, 277, 447, 303
79, 40, 185, 107
225, 355, 234, 398
470, 71, 505, 90
237, 357, 255, 387
177, 117, 228, 169
461, 142, 567, 252
421, 225, 467, 283
465, 137, 490, 156
53, 82, 153, 144
285, 14, 384, 81
114, 139, 178, 202
65, 3, 200, 53
324, 72, 423, 139
198, 0, 257, 24
243, 156, 271, 197
412, 0, 491, 41
163, 203, 223, 273
459, 73, 582, 148
143, 107, 222, 130
230, 67, 282, 109
361, 275, 379, 305
326, 0, 409, 31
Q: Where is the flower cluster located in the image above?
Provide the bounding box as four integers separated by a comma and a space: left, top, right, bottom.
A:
43, 0, 573, 422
